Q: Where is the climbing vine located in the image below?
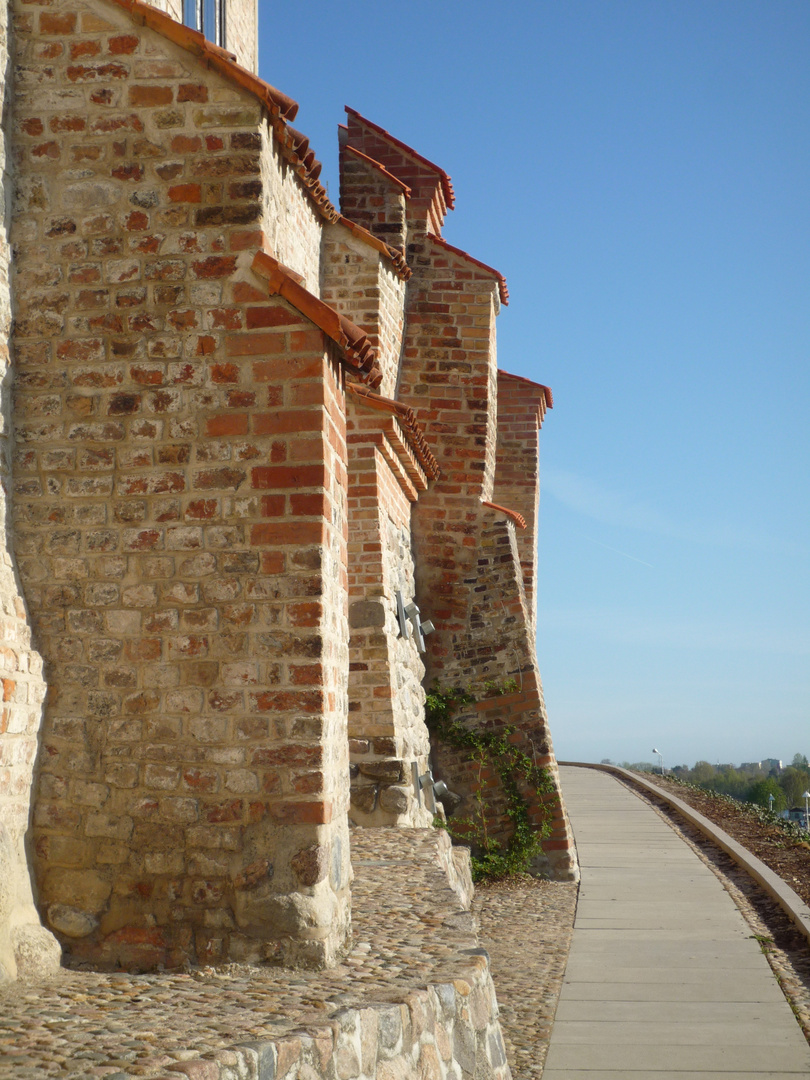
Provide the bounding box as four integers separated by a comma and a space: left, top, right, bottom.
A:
424, 682, 555, 882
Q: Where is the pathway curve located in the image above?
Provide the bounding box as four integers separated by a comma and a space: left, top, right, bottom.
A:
546, 765, 810, 1079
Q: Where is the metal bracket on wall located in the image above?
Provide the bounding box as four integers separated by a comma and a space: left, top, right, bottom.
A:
396, 591, 434, 653
411, 762, 438, 813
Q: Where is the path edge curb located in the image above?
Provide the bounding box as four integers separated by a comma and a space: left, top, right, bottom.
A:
559, 761, 810, 947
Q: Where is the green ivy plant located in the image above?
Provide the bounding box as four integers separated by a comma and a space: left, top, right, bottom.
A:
425, 682, 554, 882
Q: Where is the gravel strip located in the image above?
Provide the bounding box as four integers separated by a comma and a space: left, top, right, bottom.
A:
474, 878, 578, 1079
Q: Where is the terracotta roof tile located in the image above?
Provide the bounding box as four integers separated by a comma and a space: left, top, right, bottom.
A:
107, 0, 339, 223
252, 251, 382, 387
482, 501, 527, 530
498, 368, 553, 408
427, 233, 509, 306
343, 145, 412, 197
346, 384, 440, 480
344, 107, 455, 210
336, 216, 412, 280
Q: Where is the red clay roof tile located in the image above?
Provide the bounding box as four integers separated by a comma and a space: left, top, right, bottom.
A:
346, 384, 440, 480
252, 251, 382, 387
482, 501, 527, 530
344, 107, 455, 210
343, 145, 412, 197
428, 233, 509, 306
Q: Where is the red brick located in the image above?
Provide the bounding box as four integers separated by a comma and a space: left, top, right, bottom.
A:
270, 801, 332, 825
124, 211, 149, 231
246, 306, 304, 329
205, 414, 249, 437
171, 135, 202, 153
108, 34, 139, 55
225, 333, 289, 358
250, 522, 325, 546
290, 493, 329, 517
232, 281, 265, 303
70, 40, 100, 59
210, 363, 239, 384
250, 464, 326, 490
112, 164, 143, 181
229, 229, 264, 252
40, 12, 76, 33
128, 85, 173, 107
252, 410, 323, 436
259, 495, 285, 516
192, 256, 236, 280
49, 115, 86, 133
178, 84, 208, 103
168, 184, 201, 204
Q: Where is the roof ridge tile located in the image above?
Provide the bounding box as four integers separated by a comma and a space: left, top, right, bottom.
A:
251, 251, 382, 387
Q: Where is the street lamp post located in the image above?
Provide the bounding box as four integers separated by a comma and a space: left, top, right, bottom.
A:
802, 791, 810, 833
652, 748, 664, 776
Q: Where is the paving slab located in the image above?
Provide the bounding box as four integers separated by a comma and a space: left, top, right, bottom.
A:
547, 766, 810, 1077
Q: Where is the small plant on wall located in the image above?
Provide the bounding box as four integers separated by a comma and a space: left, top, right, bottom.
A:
424, 683, 554, 881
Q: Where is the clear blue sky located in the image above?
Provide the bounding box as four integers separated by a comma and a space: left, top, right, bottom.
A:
259, 1, 810, 769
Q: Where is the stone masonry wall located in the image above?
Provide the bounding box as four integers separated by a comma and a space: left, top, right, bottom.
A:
0, 0, 62, 982
137, 0, 258, 73
10, 0, 352, 968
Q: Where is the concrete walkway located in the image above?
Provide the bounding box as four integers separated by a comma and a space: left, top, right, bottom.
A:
546, 765, 810, 1078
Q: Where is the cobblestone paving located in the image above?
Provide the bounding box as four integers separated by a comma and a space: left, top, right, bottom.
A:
0, 830, 577, 1079
474, 879, 578, 1080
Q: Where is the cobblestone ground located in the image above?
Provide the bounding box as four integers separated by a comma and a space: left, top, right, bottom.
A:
0, 831, 476, 1079
0, 830, 578, 1079
474, 879, 578, 1080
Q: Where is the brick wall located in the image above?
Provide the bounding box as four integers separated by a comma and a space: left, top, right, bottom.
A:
321, 222, 407, 397
346, 395, 432, 826
225, 0, 257, 73
260, 125, 322, 295
338, 114, 578, 881
141, 0, 257, 73
10, 0, 351, 969
0, 0, 62, 981
338, 134, 410, 253
494, 371, 551, 636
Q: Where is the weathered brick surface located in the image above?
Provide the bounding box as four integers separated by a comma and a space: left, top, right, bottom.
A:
340, 113, 578, 879
0, 0, 61, 981
0, 0, 577, 984
345, 397, 431, 826
130, 0, 256, 72
10, 0, 350, 969
494, 371, 551, 636
322, 222, 407, 397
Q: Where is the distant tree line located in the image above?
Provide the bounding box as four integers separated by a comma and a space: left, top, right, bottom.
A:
600, 754, 810, 812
